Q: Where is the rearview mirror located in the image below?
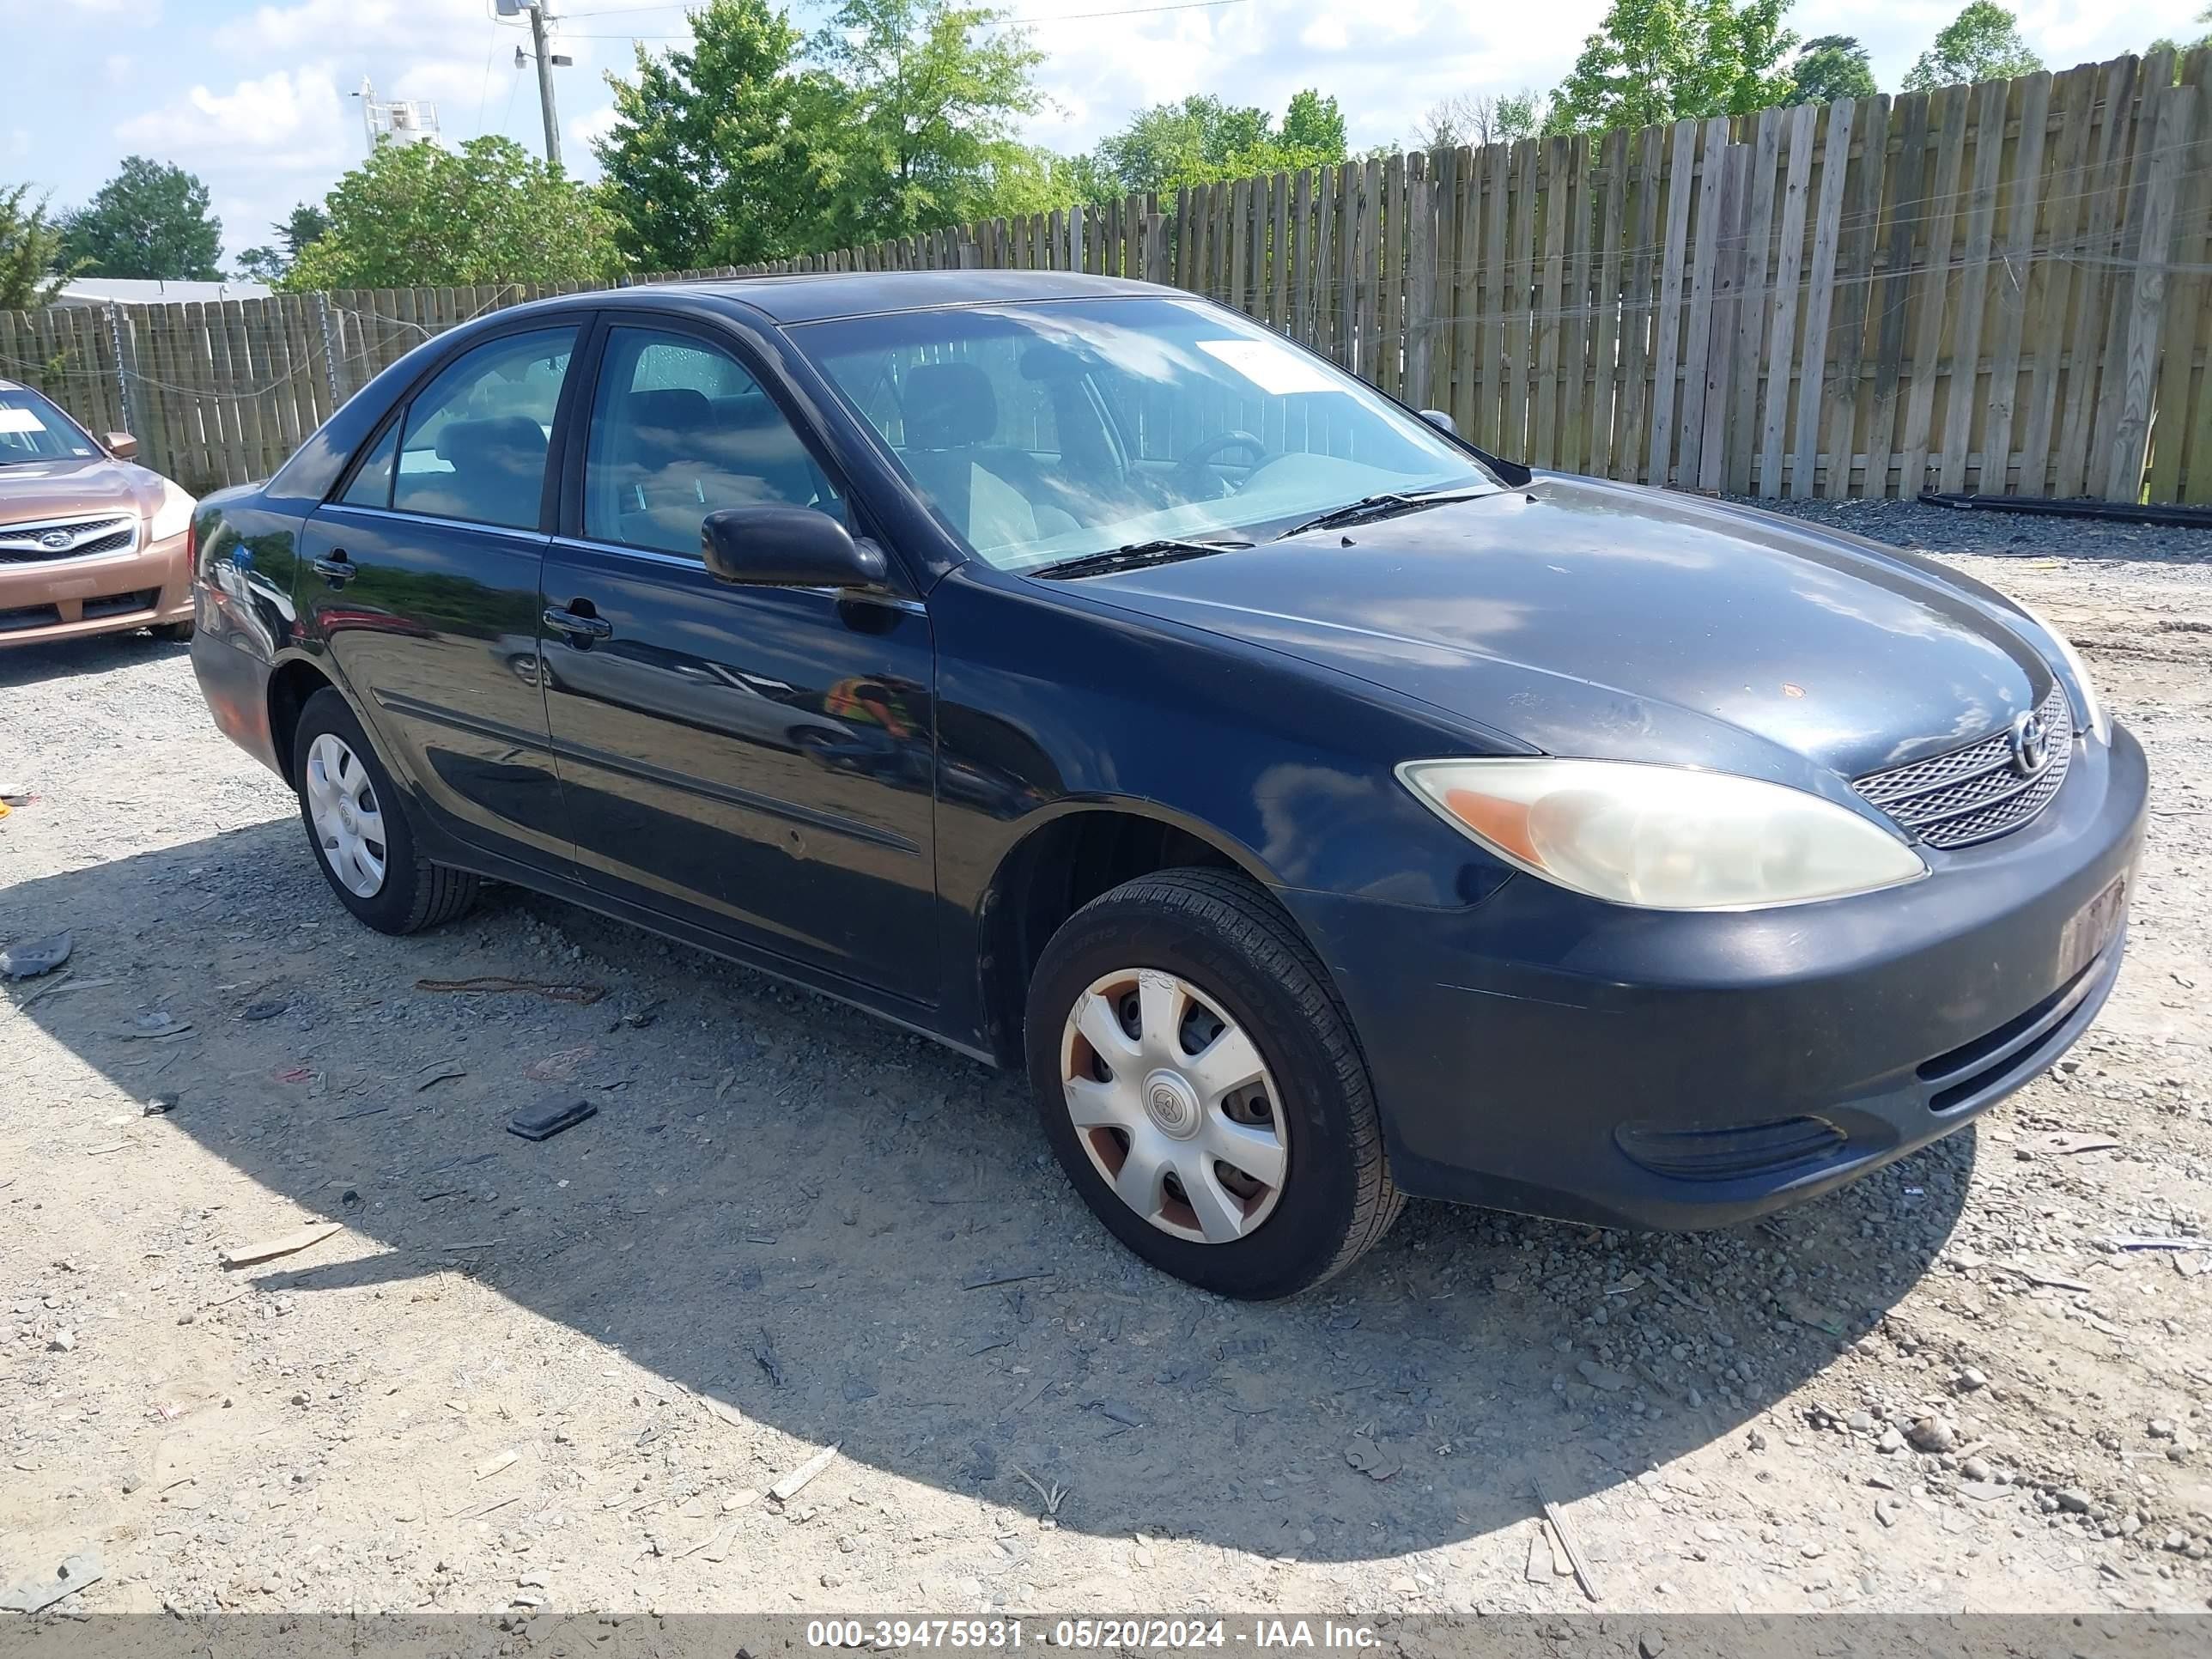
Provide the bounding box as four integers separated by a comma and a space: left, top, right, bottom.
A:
700, 505, 888, 591
106, 432, 139, 460
1419, 409, 1456, 437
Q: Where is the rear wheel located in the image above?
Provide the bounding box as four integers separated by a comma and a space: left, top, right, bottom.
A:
1024, 868, 1401, 1298
291, 688, 478, 934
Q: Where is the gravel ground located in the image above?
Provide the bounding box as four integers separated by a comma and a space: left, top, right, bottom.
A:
1, 499, 2209, 1623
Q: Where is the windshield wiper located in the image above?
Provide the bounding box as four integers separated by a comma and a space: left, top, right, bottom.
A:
1033, 538, 1255, 580
1272, 489, 1491, 541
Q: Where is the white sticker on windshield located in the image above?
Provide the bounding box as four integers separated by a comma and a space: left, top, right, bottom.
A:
0, 408, 47, 434
1195, 338, 1339, 396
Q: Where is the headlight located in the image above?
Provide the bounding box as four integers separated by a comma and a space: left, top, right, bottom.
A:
1396, 758, 1927, 911
2008, 599, 2108, 744
148, 483, 196, 544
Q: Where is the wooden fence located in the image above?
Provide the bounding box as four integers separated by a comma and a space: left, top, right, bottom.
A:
6, 49, 2210, 504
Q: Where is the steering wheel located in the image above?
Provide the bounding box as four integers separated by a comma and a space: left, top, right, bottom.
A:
1170, 429, 1273, 498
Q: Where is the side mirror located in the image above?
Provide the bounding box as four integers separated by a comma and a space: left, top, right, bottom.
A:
1419, 409, 1457, 437
700, 504, 888, 591
106, 432, 139, 461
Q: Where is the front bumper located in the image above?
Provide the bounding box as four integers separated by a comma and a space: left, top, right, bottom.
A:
0, 527, 193, 645
1285, 726, 2149, 1229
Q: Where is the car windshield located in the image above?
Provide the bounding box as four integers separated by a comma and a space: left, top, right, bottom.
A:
0, 386, 100, 465
792, 296, 1495, 571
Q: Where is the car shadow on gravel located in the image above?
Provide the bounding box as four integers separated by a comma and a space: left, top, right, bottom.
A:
4, 822, 1975, 1565
0, 632, 190, 690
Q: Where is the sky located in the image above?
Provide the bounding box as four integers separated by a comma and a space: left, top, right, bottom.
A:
9, 0, 2203, 268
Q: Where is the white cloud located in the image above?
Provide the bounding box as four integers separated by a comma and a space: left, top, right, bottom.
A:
569, 104, 619, 154
114, 67, 350, 172
1298, 17, 1349, 52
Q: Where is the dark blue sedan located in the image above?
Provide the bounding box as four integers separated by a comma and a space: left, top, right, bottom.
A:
185, 272, 2145, 1297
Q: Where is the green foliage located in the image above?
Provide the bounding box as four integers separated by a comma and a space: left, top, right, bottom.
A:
58, 156, 223, 281
1090, 90, 1349, 194
806, 0, 1046, 245
281, 204, 330, 259
1, 185, 77, 309
234, 246, 287, 283
1903, 3, 2043, 92
1550, 0, 1799, 131
281, 137, 623, 290
1787, 34, 1877, 104
985, 147, 1118, 216
1280, 89, 1348, 155
234, 206, 328, 287
593, 0, 826, 270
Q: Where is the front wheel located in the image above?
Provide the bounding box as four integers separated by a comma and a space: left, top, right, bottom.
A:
150, 620, 195, 642
292, 687, 479, 935
1024, 869, 1402, 1298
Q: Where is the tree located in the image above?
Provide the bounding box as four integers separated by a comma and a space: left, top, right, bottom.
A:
1787, 34, 1876, 104
1411, 90, 1547, 149
281, 136, 623, 290
234, 203, 331, 285
594, 0, 829, 270
1903, 3, 2042, 91
58, 156, 223, 281
1091, 90, 1348, 194
1550, 0, 1798, 131
806, 0, 1045, 246
1281, 89, 1347, 156
1, 185, 78, 308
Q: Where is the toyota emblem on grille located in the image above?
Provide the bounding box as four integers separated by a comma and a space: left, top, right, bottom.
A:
38, 529, 73, 550
2009, 709, 2051, 778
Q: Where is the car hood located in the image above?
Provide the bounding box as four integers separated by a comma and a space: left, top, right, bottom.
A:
1074, 476, 2051, 782
0, 455, 161, 524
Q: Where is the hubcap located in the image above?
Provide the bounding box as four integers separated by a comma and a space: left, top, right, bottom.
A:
303, 732, 387, 899
1060, 968, 1290, 1244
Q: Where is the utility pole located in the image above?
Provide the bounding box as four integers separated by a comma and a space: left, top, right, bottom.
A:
497, 0, 568, 170
527, 2, 562, 170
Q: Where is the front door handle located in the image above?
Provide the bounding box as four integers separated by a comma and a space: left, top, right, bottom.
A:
543, 604, 613, 642
311, 551, 354, 586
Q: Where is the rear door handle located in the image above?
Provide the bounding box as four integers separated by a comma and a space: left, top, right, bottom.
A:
311, 551, 354, 586
543, 605, 613, 641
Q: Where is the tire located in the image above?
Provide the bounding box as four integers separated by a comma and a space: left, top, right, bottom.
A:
150, 621, 195, 643
1024, 867, 1402, 1298
292, 687, 479, 935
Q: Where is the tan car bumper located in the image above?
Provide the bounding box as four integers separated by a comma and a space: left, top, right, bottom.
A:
0, 526, 195, 646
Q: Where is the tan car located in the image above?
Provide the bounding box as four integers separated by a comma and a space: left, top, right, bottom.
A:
1, 377, 198, 647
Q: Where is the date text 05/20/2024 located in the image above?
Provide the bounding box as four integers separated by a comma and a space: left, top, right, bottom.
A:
805, 1620, 1381, 1650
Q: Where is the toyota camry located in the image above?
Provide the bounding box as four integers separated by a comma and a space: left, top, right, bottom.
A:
184, 272, 2144, 1297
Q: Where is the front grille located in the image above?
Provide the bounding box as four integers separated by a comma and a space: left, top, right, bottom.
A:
1854, 684, 2073, 849
0, 513, 138, 563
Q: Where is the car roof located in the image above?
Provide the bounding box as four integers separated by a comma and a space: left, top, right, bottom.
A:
507, 269, 1170, 329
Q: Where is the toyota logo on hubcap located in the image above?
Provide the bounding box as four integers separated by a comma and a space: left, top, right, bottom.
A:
2009, 710, 2051, 778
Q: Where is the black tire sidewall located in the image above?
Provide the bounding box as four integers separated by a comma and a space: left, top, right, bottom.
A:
292, 689, 425, 933
1025, 890, 1369, 1299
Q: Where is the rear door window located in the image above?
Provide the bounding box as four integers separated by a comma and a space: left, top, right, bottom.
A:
389, 327, 575, 530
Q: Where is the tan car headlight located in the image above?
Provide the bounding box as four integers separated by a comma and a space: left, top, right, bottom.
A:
148, 482, 196, 544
